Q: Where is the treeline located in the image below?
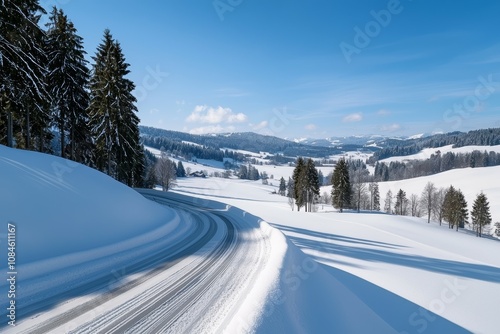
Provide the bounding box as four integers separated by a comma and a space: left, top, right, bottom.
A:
382, 183, 495, 238
1, 3, 144, 187
370, 128, 500, 163
140, 126, 349, 158
373, 150, 500, 182
142, 136, 243, 162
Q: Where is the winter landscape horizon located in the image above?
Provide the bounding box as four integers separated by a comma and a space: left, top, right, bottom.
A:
2, 1, 500, 333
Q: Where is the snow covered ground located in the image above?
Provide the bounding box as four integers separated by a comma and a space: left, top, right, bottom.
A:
380, 144, 500, 163
174, 174, 500, 333
377, 165, 500, 227
3, 144, 500, 333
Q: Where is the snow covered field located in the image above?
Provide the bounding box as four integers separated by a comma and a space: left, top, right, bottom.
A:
174, 174, 500, 333
380, 144, 500, 164
2, 144, 500, 333
377, 165, 500, 226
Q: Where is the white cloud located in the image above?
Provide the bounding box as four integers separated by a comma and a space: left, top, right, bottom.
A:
252, 121, 268, 131
186, 105, 247, 124
305, 124, 317, 131
343, 113, 363, 123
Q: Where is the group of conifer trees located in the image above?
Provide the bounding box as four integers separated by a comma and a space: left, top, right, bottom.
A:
289, 157, 493, 237
386, 183, 492, 237
1, 1, 144, 186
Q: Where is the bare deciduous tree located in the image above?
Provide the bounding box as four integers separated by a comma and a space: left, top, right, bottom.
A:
409, 194, 420, 217
421, 182, 436, 223
155, 157, 177, 191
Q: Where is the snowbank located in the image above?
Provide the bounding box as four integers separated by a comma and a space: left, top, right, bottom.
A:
0, 145, 182, 324
0, 145, 175, 265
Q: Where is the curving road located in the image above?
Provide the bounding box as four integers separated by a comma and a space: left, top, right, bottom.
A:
12, 190, 270, 333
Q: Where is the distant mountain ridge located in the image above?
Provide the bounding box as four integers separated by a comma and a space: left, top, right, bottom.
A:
139, 126, 379, 160
369, 128, 500, 163
140, 126, 500, 163
292, 133, 432, 148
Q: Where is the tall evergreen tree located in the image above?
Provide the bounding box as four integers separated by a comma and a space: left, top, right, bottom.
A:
176, 161, 186, 177
305, 159, 320, 212
293, 157, 306, 211
278, 177, 286, 196
442, 186, 468, 231
471, 192, 492, 237
46, 7, 92, 162
331, 158, 351, 213
0, 0, 50, 149
369, 182, 380, 211
88, 30, 143, 186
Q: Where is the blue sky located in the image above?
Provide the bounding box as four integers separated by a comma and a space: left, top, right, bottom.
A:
40, 0, 500, 139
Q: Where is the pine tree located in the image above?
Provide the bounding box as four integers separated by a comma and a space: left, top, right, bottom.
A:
305, 159, 320, 212
46, 7, 92, 162
177, 161, 186, 177
331, 158, 351, 213
279, 177, 286, 196
293, 157, 306, 211
369, 182, 380, 211
442, 186, 468, 231
0, 0, 50, 149
471, 192, 492, 237
239, 165, 248, 179
88, 30, 142, 186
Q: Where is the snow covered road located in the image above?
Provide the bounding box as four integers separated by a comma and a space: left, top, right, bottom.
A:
7, 191, 271, 333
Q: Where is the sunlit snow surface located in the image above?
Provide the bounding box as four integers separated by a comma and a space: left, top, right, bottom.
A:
1, 145, 499, 333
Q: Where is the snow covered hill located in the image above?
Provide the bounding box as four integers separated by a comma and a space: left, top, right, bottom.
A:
0, 145, 175, 265
173, 176, 500, 333
380, 144, 500, 164
377, 165, 500, 229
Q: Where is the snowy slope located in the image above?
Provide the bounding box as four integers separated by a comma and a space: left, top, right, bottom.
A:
174, 177, 500, 333
377, 165, 500, 227
380, 144, 500, 163
0, 145, 185, 327
0, 145, 176, 265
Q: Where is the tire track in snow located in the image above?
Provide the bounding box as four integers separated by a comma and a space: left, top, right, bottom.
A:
17, 198, 215, 334
16, 191, 271, 333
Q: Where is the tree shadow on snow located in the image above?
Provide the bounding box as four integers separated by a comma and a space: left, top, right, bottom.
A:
271, 223, 500, 283
320, 264, 471, 333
